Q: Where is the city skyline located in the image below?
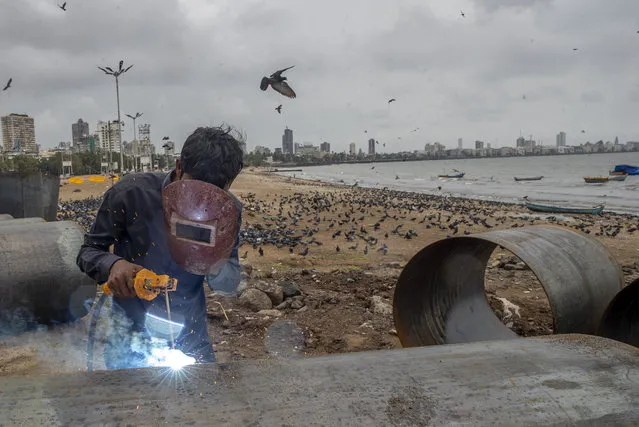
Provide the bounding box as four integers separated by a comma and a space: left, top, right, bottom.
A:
2, 2, 639, 153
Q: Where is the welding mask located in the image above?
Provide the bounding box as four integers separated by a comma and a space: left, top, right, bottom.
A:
162, 179, 240, 275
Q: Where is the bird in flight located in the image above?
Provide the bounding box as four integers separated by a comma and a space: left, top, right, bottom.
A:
275, 104, 282, 114
162, 136, 170, 140
388, 98, 396, 104
573, 48, 578, 51
260, 66, 296, 98
460, 10, 465, 18
58, 2, 67, 11
2, 78, 11, 91
581, 130, 586, 133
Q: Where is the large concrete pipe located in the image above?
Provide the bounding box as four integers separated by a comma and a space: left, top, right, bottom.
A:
0, 221, 96, 335
0, 172, 60, 221
0, 217, 46, 227
598, 277, 639, 347
0, 214, 14, 221
393, 226, 623, 347
0, 335, 637, 425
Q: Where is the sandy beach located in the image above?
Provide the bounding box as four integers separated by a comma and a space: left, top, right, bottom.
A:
1, 169, 638, 376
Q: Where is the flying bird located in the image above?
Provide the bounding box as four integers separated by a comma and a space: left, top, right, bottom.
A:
460, 10, 465, 17
275, 104, 282, 114
388, 98, 396, 103
260, 66, 296, 98
58, 2, 67, 11
2, 78, 11, 91
573, 48, 578, 51
581, 130, 586, 133
162, 136, 170, 140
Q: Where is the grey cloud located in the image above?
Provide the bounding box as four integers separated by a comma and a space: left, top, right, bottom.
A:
1, 0, 639, 153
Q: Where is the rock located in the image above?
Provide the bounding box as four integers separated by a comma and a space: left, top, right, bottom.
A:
253, 281, 284, 305
503, 270, 515, 278
490, 261, 502, 269
276, 300, 291, 310
514, 262, 527, 271
237, 278, 249, 294
503, 264, 516, 271
290, 300, 305, 309
257, 309, 282, 317
370, 295, 392, 316
346, 278, 355, 284
241, 263, 253, 277
239, 288, 272, 312
301, 269, 311, 276
297, 306, 308, 313
280, 281, 301, 298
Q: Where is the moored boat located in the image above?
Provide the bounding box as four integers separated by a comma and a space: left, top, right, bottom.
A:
584, 177, 609, 184
525, 201, 604, 215
609, 174, 628, 182
438, 169, 465, 179
612, 165, 639, 175
514, 176, 544, 182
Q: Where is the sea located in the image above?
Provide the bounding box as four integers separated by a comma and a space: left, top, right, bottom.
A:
277, 152, 639, 215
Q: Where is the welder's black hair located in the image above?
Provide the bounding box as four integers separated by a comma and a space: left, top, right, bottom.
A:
180, 125, 244, 188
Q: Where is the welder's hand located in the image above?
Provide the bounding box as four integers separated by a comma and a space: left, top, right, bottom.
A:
107, 259, 144, 298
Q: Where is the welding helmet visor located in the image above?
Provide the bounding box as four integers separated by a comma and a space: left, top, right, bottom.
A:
162, 179, 240, 275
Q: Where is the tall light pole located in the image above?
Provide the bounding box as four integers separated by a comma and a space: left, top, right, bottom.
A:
125, 112, 143, 172
98, 61, 133, 173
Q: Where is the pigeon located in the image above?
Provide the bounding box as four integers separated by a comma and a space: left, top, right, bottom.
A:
2, 78, 11, 91
258, 247, 264, 256
275, 104, 282, 114
573, 48, 578, 51
388, 98, 396, 104
581, 130, 586, 133
336, 245, 340, 253
162, 136, 170, 140
260, 66, 296, 98
299, 246, 309, 256
241, 251, 248, 259
58, 2, 67, 11
460, 10, 465, 17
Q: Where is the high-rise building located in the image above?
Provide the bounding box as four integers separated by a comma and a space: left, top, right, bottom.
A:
1, 113, 37, 153
349, 143, 356, 155
282, 128, 294, 154
458, 138, 463, 149
72, 119, 90, 146
138, 124, 154, 156
96, 121, 121, 153
368, 138, 376, 155
475, 140, 485, 150
320, 141, 330, 153
556, 131, 566, 147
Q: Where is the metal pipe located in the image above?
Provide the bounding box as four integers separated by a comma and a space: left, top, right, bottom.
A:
0, 335, 637, 425
393, 226, 623, 347
598, 277, 639, 347
0, 221, 96, 335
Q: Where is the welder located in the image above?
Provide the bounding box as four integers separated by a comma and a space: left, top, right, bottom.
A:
77, 126, 244, 369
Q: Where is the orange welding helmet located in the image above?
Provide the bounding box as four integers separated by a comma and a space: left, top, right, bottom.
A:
162, 179, 240, 275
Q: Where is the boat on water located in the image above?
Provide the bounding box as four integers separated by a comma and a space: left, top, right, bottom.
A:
584, 177, 609, 184
514, 176, 544, 182
525, 201, 605, 215
612, 165, 639, 176
609, 174, 628, 182
438, 169, 465, 179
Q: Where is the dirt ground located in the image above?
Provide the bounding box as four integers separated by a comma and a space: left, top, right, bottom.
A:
1, 170, 637, 376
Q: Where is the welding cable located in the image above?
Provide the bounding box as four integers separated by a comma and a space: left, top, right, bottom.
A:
87, 292, 109, 372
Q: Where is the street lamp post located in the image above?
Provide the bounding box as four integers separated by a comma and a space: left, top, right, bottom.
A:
125, 112, 143, 172
98, 61, 133, 173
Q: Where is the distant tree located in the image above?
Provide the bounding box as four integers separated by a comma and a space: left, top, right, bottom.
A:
13, 155, 41, 174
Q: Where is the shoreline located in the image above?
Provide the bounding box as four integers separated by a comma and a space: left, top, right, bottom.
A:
263, 170, 639, 219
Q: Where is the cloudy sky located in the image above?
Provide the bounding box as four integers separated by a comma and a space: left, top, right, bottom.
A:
1, 0, 638, 153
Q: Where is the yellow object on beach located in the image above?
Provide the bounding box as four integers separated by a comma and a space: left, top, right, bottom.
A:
88, 175, 105, 183
68, 177, 84, 184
